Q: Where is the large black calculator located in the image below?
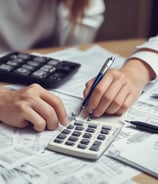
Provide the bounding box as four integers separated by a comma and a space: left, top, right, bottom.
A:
0, 52, 81, 88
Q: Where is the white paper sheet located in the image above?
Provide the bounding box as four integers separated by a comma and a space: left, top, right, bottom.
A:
107, 132, 158, 178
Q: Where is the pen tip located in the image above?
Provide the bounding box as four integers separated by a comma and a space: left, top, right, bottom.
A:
78, 106, 84, 116
77, 109, 81, 116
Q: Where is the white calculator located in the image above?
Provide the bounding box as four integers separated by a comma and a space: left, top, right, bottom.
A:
47, 117, 123, 160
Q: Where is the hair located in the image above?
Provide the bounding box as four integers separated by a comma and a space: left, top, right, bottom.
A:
59, 0, 90, 26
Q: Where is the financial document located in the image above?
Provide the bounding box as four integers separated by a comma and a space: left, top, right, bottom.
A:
126, 80, 158, 127
107, 127, 158, 178
49, 45, 126, 98
107, 79, 158, 179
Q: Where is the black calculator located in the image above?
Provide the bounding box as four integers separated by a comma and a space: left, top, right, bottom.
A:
0, 52, 81, 88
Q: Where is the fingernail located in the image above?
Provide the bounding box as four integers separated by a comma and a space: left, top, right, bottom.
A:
89, 109, 94, 115
63, 117, 69, 126
87, 109, 94, 121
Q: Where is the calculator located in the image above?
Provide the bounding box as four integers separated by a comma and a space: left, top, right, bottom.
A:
0, 52, 81, 88
47, 117, 122, 160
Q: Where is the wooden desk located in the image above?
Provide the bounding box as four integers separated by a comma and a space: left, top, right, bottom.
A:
1, 39, 158, 184
28, 38, 146, 58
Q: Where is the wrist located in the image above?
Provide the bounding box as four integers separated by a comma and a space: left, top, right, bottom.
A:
121, 59, 155, 85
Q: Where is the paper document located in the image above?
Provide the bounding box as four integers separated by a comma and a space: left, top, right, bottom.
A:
50, 45, 126, 98
107, 133, 158, 178
126, 80, 158, 129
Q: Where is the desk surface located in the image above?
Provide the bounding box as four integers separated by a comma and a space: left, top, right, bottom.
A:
1, 38, 158, 184
28, 38, 146, 58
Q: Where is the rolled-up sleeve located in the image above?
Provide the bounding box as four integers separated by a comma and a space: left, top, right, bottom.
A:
57, 0, 105, 45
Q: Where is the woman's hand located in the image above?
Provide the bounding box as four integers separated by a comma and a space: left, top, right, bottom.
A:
83, 59, 155, 117
0, 84, 68, 131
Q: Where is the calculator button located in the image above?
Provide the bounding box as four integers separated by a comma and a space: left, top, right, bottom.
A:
72, 131, 82, 137
102, 125, 112, 130
97, 134, 106, 140
33, 57, 47, 63
57, 134, 67, 140
31, 70, 48, 79
22, 64, 36, 71
88, 124, 97, 129
6, 60, 20, 67
83, 133, 92, 139
68, 136, 78, 142
40, 65, 56, 73
100, 129, 109, 134
14, 68, 31, 76
90, 141, 102, 151
12, 58, 25, 64
65, 141, 75, 146
17, 53, 31, 59
54, 138, 63, 144
62, 129, 71, 135
74, 121, 83, 126
0, 64, 13, 72
86, 128, 95, 133
67, 124, 74, 129
77, 144, 87, 149
75, 126, 84, 131
80, 139, 90, 145
27, 61, 41, 67
47, 59, 59, 65
10, 54, 18, 59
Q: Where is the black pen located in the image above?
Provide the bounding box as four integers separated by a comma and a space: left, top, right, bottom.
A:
78, 56, 115, 116
126, 120, 158, 134
151, 93, 158, 99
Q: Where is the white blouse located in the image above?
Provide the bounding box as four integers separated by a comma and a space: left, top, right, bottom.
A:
128, 35, 158, 79
0, 0, 105, 53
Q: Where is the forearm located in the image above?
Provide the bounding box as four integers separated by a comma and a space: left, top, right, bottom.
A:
121, 58, 156, 88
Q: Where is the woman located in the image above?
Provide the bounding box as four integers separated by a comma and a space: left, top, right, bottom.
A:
0, 0, 105, 53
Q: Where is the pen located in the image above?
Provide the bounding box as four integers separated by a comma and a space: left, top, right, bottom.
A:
151, 93, 158, 99
126, 120, 158, 134
78, 56, 115, 116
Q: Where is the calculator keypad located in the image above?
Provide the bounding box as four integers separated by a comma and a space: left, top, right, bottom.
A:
0, 52, 81, 88
47, 119, 121, 159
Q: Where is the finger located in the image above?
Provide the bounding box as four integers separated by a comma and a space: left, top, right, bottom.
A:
4, 120, 29, 129
90, 73, 125, 116
115, 93, 134, 115
30, 97, 59, 130
41, 92, 68, 126
106, 85, 129, 114
83, 79, 94, 97
85, 72, 114, 113
23, 107, 46, 131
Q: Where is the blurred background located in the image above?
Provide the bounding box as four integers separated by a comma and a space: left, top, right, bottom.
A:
96, 0, 158, 41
